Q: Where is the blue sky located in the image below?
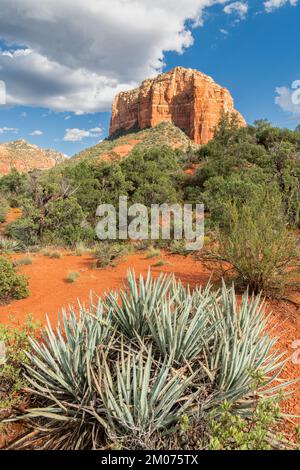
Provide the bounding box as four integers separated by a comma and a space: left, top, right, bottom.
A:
0, 0, 299, 156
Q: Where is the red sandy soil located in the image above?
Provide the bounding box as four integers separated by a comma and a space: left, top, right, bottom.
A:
0, 250, 299, 445
184, 162, 205, 175
0, 251, 214, 325
112, 139, 142, 157
184, 167, 196, 175
100, 139, 143, 161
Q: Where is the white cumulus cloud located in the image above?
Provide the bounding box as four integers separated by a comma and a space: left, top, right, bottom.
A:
0, 126, 19, 134
63, 126, 103, 142
275, 81, 300, 117
224, 1, 248, 19
30, 129, 43, 136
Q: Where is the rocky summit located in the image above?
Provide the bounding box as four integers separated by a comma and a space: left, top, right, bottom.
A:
0, 139, 67, 176
110, 67, 246, 144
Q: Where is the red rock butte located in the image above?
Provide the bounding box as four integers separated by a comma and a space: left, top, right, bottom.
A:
109, 67, 246, 145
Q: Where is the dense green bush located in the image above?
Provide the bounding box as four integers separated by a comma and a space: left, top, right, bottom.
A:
5, 191, 86, 248
14, 270, 292, 450
201, 170, 272, 227
120, 146, 182, 205
0, 257, 29, 303
0, 169, 28, 207
207, 399, 287, 450
42, 198, 85, 246
5, 215, 39, 248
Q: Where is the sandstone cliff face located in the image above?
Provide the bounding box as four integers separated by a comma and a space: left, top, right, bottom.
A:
110, 67, 246, 144
0, 140, 67, 175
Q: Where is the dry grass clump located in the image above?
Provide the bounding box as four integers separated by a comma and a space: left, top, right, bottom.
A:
65, 271, 80, 283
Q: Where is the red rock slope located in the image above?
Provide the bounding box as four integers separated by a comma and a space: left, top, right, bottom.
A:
0, 139, 67, 176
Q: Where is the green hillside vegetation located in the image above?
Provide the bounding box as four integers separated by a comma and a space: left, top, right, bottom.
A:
73, 121, 198, 162
0, 115, 299, 295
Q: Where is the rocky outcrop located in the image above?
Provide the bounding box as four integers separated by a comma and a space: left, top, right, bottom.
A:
0, 140, 67, 175
110, 67, 246, 144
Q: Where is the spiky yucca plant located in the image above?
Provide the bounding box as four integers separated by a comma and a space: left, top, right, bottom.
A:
205, 284, 290, 412
11, 270, 295, 450
93, 345, 195, 448
148, 282, 218, 364
26, 300, 112, 401
106, 270, 173, 338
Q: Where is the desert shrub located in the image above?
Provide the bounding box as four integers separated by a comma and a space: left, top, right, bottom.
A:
205, 191, 299, 295
0, 195, 9, 223
0, 257, 29, 303
73, 241, 92, 256
133, 239, 152, 251
5, 176, 87, 248
49, 251, 62, 259
0, 316, 40, 411
145, 246, 160, 259
93, 242, 129, 268
169, 240, 189, 256
73, 244, 84, 256
65, 271, 80, 283
61, 160, 103, 219
121, 146, 182, 205
172, 398, 291, 450
15, 270, 294, 449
